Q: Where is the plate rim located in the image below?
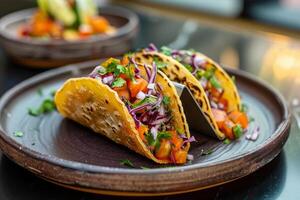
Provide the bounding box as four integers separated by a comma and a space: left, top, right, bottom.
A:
0, 60, 291, 175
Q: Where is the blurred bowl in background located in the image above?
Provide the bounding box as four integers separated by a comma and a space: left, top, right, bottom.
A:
0, 5, 139, 68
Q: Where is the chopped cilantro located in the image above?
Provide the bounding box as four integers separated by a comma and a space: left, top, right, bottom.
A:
162, 96, 170, 105
97, 67, 107, 75
120, 159, 134, 168
184, 64, 193, 72
154, 57, 167, 69
14, 131, 24, 137
37, 88, 43, 96
105, 59, 119, 71
249, 116, 255, 123
132, 95, 157, 108
28, 98, 56, 117
145, 131, 171, 150
145, 132, 156, 147
209, 75, 222, 89
157, 131, 172, 140
114, 65, 127, 76
203, 67, 215, 79
50, 89, 57, 97
223, 139, 231, 144
195, 69, 205, 79
233, 124, 243, 138
200, 149, 213, 156
160, 46, 172, 56
111, 77, 126, 88
240, 103, 248, 113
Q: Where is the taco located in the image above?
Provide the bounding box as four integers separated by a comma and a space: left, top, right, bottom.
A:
134, 45, 248, 140
55, 56, 193, 164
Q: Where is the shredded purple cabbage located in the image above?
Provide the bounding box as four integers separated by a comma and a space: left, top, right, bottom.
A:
147, 43, 158, 51
182, 136, 197, 147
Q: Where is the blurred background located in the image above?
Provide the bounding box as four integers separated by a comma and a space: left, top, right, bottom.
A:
0, 1, 300, 200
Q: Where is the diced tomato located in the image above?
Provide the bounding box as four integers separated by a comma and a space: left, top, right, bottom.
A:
119, 73, 127, 80
79, 24, 93, 37
155, 139, 171, 159
128, 78, 148, 98
218, 98, 228, 111
137, 125, 148, 142
89, 16, 109, 33
222, 119, 235, 140
173, 150, 187, 164
210, 87, 223, 100
211, 108, 227, 129
228, 111, 248, 129
113, 84, 130, 100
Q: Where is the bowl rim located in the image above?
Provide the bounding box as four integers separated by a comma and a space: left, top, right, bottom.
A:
0, 5, 139, 46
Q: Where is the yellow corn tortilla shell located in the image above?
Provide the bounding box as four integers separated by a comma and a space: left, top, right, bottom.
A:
134, 51, 241, 140
55, 63, 190, 164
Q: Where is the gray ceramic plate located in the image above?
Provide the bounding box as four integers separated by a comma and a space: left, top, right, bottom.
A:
0, 60, 291, 196
0, 6, 139, 68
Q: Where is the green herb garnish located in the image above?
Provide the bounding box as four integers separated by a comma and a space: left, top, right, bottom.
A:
97, 67, 107, 75
200, 149, 213, 156
141, 166, 150, 169
160, 46, 172, 56
132, 95, 157, 108
120, 159, 134, 168
249, 116, 255, 123
157, 131, 172, 140
14, 131, 24, 137
195, 69, 205, 79
111, 77, 126, 88
223, 139, 231, 144
145, 132, 155, 146
209, 75, 222, 89
184, 64, 193, 72
50, 89, 57, 97
154, 57, 167, 69
233, 124, 243, 138
145, 131, 171, 150
203, 67, 215, 79
240, 103, 248, 113
37, 88, 43, 96
162, 96, 170, 105
28, 98, 56, 117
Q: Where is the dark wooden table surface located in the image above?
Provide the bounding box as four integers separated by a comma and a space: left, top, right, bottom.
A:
0, 1, 300, 199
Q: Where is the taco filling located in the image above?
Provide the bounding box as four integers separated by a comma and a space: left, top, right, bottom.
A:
144, 45, 248, 140
88, 57, 193, 163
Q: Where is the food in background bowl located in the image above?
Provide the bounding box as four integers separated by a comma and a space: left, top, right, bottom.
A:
19, 0, 116, 41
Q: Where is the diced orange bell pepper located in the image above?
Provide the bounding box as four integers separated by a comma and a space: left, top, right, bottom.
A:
113, 84, 130, 100
128, 78, 148, 98
121, 56, 130, 66
155, 139, 171, 159
137, 125, 148, 142
170, 131, 183, 151
173, 150, 187, 164
228, 111, 248, 129
222, 119, 235, 140
89, 16, 109, 33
